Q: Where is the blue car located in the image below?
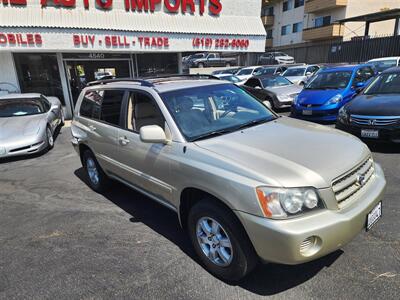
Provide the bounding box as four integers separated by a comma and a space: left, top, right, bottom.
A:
291, 65, 376, 122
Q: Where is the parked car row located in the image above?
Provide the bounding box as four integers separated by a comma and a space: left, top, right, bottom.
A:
1, 57, 398, 283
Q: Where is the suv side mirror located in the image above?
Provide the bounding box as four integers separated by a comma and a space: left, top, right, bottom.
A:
140, 125, 168, 144
306, 71, 312, 76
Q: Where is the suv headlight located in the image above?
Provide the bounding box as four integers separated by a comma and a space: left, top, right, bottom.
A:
256, 187, 323, 219
325, 94, 343, 105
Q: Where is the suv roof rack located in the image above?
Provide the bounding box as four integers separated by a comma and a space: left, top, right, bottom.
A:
86, 78, 154, 87
86, 74, 220, 87
145, 74, 221, 81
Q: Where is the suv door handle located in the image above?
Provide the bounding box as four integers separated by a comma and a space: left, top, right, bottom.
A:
119, 137, 130, 146
89, 125, 96, 131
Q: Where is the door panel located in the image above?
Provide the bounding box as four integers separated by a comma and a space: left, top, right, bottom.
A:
114, 90, 174, 204
116, 129, 174, 203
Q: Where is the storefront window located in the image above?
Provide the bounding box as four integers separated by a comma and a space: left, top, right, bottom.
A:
13, 53, 65, 105
136, 53, 178, 77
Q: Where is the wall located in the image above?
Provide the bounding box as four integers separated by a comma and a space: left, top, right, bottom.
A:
272, 0, 306, 47
344, 0, 399, 38
0, 52, 20, 95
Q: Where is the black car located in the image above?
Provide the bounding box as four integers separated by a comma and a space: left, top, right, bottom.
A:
336, 67, 400, 143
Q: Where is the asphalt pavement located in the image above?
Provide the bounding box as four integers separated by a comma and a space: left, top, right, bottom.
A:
0, 119, 399, 300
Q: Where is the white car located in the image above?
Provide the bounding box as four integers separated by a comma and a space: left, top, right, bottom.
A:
94, 71, 113, 80
213, 73, 245, 85
282, 65, 320, 85
368, 57, 400, 73
258, 52, 295, 65
235, 66, 264, 81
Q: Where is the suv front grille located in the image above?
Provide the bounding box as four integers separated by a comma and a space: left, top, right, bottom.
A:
350, 115, 400, 126
332, 157, 374, 208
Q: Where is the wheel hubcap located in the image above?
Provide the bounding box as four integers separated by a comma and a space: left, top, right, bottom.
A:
196, 217, 233, 267
86, 157, 99, 185
47, 128, 54, 147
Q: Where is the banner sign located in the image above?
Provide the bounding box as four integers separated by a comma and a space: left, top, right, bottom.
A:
0, 0, 223, 15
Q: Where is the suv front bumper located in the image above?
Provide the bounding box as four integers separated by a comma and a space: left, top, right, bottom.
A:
236, 163, 386, 265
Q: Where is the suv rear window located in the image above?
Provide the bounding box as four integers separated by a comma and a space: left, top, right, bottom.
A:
80, 90, 103, 119
100, 90, 125, 126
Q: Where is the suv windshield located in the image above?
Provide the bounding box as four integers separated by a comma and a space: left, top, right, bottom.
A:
305, 71, 352, 90
364, 73, 400, 94
284, 68, 306, 77
261, 76, 292, 87
0, 98, 45, 117
160, 84, 276, 142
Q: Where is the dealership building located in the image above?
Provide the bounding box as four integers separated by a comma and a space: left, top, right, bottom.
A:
0, 0, 266, 118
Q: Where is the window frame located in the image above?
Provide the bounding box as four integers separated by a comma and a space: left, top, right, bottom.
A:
79, 88, 128, 129
294, 0, 304, 8
281, 25, 291, 36
120, 89, 167, 135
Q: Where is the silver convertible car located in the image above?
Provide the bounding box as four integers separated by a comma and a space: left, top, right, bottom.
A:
0, 93, 64, 158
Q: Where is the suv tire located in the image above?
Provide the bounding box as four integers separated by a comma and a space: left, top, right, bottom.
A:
82, 150, 110, 193
187, 200, 258, 282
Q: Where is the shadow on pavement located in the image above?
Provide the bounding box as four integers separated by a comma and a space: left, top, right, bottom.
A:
366, 141, 400, 154
0, 125, 64, 164
74, 167, 342, 295
238, 250, 342, 295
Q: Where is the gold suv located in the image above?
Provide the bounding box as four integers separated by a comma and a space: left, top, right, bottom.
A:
71, 76, 385, 281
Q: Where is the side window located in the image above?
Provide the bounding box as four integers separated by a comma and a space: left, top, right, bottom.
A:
80, 90, 103, 119
246, 78, 261, 88
126, 91, 165, 133
354, 67, 374, 84
40, 96, 51, 112
99, 90, 125, 126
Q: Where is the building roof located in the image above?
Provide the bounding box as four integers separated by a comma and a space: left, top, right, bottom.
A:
0, 2, 266, 36
337, 8, 400, 24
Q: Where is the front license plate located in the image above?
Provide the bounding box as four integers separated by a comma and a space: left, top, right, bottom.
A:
302, 110, 312, 116
361, 129, 379, 139
367, 202, 382, 231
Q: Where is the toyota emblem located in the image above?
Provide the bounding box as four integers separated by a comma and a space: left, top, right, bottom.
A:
356, 174, 367, 186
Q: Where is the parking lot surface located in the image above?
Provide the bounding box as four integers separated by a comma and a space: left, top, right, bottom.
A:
1, 122, 399, 300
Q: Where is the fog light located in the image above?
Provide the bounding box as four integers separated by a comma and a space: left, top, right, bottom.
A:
300, 236, 321, 257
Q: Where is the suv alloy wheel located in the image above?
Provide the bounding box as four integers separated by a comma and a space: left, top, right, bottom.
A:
82, 150, 110, 193
187, 200, 258, 282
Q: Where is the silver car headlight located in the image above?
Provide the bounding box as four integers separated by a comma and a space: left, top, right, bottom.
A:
293, 95, 299, 105
256, 187, 323, 219
277, 94, 292, 102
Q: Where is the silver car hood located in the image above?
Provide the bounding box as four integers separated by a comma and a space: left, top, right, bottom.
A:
285, 76, 306, 83
266, 84, 302, 96
0, 114, 43, 142
195, 117, 369, 189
